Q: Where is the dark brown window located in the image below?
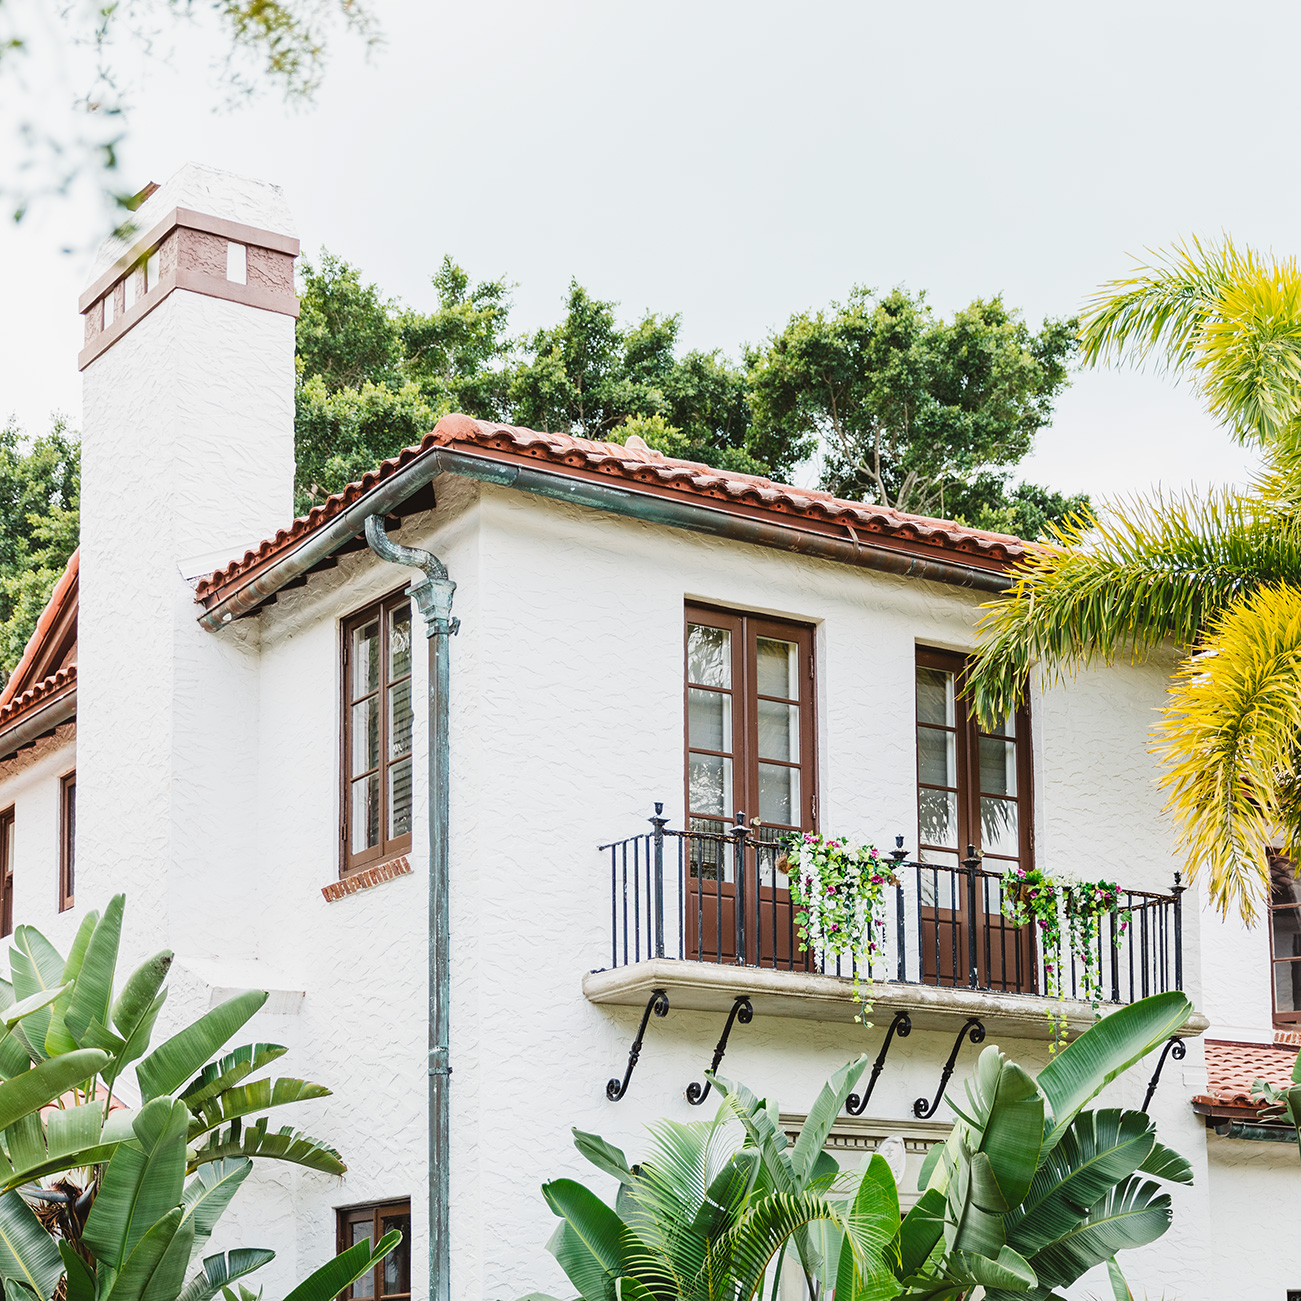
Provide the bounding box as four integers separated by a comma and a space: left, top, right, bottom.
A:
1270, 852, 1301, 1026
685, 605, 817, 835
915, 647, 1033, 990
336, 1200, 410, 1301
342, 594, 414, 875
0, 808, 12, 939
59, 773, 75, 912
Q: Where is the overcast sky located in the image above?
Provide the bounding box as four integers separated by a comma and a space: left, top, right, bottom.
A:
3, 0, 1292, 502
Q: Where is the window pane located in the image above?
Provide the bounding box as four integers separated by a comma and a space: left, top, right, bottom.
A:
757, 698, 799, 762
981, 797, 1019, 857
389, 604, 412, 680
389, 759, 412, 839
1274, 905, 1301, 961
351, 774, 380, 853
920, 788, 956, 849
389, 680, 413, 759
758, 762, 799, 826
689, 753, 732, 817
979, 736, 1017, 797
352, 698, 379, 774
379, 1212, 411, 1296
350, 1221, 375, 1297
688, 688, 731, 753
352, 620, 380, 696
1272, 858, 1301, 908
756, 638, 797, 699
985, 710, 1015, 738
687, 625, 731, 688
916, 667, 954, 727
918, 727, 955, 787
1276, 961, 1301, 1014
917, 851, 960, 906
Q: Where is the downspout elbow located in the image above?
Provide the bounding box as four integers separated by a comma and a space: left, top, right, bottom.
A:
364, 515, 459, 635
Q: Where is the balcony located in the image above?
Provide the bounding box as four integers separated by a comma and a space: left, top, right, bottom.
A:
582, 812, 1209, 1041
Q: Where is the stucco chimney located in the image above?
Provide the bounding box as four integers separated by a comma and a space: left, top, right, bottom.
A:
75, 163, 299, 953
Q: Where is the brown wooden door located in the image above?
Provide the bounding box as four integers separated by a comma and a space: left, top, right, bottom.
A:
684, 606, 816, 967
915, 647, 1035, 992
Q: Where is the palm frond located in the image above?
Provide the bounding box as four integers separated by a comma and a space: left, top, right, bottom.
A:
965, 490, 1301, 727
1157, 581, 1301, 920
1080, 237, 1301, 451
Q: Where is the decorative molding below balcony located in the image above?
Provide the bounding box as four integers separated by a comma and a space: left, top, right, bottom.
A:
582, 959, 1210, 1043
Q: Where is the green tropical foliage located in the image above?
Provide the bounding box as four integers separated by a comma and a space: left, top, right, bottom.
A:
0, 417, 79, 685
521, 994, 1193, 1301
965, 237, 1301, 921
0, 895, 397, 1301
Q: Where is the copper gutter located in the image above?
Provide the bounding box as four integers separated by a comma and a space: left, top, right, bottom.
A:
0, 686, 77, 761
197, 446, 1012, 630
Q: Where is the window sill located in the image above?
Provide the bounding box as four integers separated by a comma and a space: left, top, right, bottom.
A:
323, 854, 412, 903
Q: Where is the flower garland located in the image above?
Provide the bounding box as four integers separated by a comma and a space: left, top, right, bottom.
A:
1000, 865, 1130, 1052
784, 833, 896, 1019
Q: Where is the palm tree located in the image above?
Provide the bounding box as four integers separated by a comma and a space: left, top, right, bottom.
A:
965, 238, 1301, 922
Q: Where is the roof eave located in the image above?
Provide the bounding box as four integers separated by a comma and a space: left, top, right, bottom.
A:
197, 445, 1014, 629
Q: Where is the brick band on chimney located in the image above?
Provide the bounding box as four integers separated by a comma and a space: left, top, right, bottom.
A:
78, 207, 300, 370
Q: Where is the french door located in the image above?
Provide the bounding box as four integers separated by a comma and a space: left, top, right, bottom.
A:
684, 605, 816, 967
915, 647, 1035, 992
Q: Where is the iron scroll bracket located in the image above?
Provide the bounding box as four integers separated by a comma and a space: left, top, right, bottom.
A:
1141, 1037, 1186, 1112
846, 1010, 912, 1116
686, 996, 754, 1105
606, 989, 670, 1102
914, 1017, 986, 1119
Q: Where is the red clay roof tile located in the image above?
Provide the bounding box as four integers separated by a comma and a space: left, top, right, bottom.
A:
194, 414, 1032, 605
1194, 1038, 1299, 1108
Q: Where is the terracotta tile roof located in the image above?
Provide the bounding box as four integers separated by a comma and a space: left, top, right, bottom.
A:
194, 413, 1031, 604
1194, 1039, 1299, 1109
0, 664, 76, 731
0, 549, 78, 709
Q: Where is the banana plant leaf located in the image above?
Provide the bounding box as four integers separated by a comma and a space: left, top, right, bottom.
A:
571, 1129, 635, 1186
2, 985, 72, 1031
787, 1055, 869, 1187
0, 1047, 111, 1167
136, 992, 268, 1104
101, 950, 175, 1098
188, 1117, 345, 1175
45, 913, 99, 1057
186, 1077, 332, 1140
1005, 1110, 1156, 1255
1036, 993, 1193, 1153
0, 1100, 131, 1192
179, 1044, 288, 1110
280, 1231, 402, 1301
8, 929, 69, 1063
181, 1158, 254, 1252
832, 1154, 903, 1301
1106, 1257, 1134, 1300
0, 1188, 64, 1300
82, 1097, 191, 1269
109, 1204, 196, 1301
540, 1179, 663, 1301
1136, 1140, 1194, 1185
59, 1242, 95, 1301
949, 1047, 1043, 1210
1022, 1176, 1171, 1294
177, 1247, 276, 1301
64, 894, 124, 1046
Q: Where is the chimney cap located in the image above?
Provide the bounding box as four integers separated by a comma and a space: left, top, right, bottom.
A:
89, 162, 297, 283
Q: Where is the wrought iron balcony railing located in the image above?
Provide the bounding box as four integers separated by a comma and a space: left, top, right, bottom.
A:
599, 808, 1184, 1006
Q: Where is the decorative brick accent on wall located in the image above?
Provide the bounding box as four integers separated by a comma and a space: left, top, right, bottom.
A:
1275, 1028, 1301, 1047
321, 855, 412, 902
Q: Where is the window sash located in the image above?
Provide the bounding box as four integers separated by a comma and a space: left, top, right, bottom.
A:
342, 594, 415, 876
915, 647, 1033, 869
684, 605, 816, 835
59, 773, 75, 912
336, 1200, 410, 1301
1269, 851, 1301, 1024
0, 809, 12, 939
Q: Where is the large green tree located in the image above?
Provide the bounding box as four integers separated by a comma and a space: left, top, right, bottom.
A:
746, 288, 1078, 525
0, 418, 79, 683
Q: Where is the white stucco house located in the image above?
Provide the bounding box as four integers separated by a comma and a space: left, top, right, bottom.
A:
0, 162, 1296, 1301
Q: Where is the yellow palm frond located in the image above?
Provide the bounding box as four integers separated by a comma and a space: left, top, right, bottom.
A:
1157, 582, 1301, 921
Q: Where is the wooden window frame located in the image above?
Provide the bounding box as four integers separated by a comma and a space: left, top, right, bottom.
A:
1269, 851, 1301, 1027
684, 604, 818, 835
336, 1199, 410, 1301
0, 808, 12, 939
340, 591, 415, 877
58, 772, 75, 913
915, 646, 1033, 869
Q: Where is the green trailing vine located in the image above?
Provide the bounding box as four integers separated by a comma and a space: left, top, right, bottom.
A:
1000, 864, 1131, 1051
783, 833, 896, 1020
